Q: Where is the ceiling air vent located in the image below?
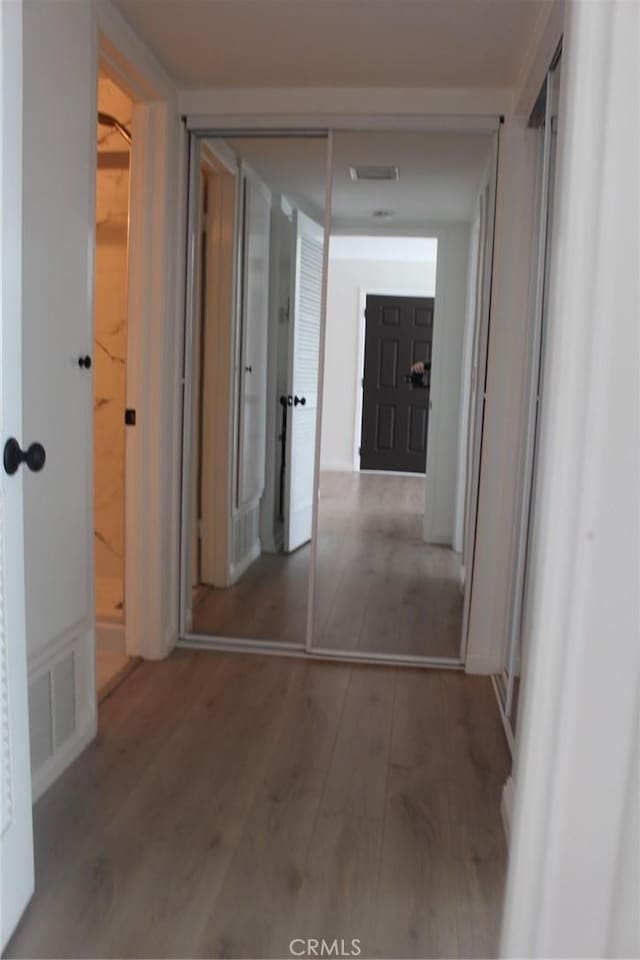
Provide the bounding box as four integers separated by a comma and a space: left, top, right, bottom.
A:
349, 165, 399, 182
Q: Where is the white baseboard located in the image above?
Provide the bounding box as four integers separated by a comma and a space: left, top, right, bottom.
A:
320, 460, 354, 473
501, 775, 516, 845
96, 620, 125, 654
31, 708, 97, 802
230, 540, 261, 584
465, 654, 502, 675
423, 531, 453, 546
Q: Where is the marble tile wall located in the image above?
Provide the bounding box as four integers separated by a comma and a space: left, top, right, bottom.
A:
94, 77, 131, 624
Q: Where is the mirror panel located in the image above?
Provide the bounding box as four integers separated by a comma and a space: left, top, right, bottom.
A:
183, 135, 328, 646
311, 129, 495, 661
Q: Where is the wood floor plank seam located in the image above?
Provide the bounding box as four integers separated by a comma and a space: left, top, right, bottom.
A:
300, 664, 355, 862
198, 659, 322, 937
371, 665, 399, 954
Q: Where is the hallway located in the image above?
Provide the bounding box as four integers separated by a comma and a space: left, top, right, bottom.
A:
192, 473, 462, 659
6, 651, 509, 959
314, 472, 463, 658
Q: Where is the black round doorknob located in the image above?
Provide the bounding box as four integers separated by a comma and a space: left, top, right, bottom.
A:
294, 395, 306, 406
78, 355, 92, 369
3, 438, 46, 476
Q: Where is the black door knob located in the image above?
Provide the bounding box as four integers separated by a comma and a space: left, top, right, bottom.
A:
78, 355, 92, 369
3, 438, 46, 476
294, 395, 306, 406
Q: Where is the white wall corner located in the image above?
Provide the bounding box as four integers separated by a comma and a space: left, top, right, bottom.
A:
321, 460, 355, 473
97, 0, 178, 100
464, 653, 500, 676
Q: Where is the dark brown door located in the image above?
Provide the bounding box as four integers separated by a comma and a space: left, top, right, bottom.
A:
360, 294, 434, 473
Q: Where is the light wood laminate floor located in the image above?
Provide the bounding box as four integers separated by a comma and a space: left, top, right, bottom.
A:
193, 472, 462, 659
7, 650, 509, 959
192, 548, 310, 644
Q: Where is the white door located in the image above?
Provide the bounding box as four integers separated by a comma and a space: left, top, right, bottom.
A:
237, 172, 271, 508
284, 210, 324, 552
1, 0, 35, 947
21, 0, 96, 794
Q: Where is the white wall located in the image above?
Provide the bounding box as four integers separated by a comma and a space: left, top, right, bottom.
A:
453, 205, 482, 553
502, 1, 639, 952
320, 254, 437, 472
422, 223, 470, 545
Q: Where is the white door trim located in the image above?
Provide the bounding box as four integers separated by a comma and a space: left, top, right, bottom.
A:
97, 2, 184, 662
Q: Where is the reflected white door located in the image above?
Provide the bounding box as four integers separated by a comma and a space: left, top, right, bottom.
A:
284, 210, 324, 552
1, 0, 35, 946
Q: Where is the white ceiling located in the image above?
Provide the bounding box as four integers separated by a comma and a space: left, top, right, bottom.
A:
219, 130, 493, 229
330, 236, 438, 262
113, 0, 544, 90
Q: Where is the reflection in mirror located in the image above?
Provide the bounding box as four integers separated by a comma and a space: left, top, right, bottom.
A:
184, 135, 327, 645
312, 130, 496, 661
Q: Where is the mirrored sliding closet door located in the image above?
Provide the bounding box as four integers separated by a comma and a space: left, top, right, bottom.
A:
310, 129, 497, 664
181, 134, 329, 648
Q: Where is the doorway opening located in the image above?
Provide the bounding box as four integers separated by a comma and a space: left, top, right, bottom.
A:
93, 70, 134, 697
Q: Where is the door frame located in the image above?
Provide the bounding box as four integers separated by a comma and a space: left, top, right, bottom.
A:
97, 2, 185, 665
353, 285, 438, 474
